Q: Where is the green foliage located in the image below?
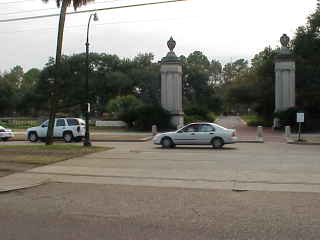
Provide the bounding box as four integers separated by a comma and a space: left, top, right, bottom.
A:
241, 115, 273, 127
181, 51, 222, 111
273, 107, 300, 126
106, 95, 143, 127
273, 107, 316, 130
183, 104, 216, 124
134, 104, 171, 130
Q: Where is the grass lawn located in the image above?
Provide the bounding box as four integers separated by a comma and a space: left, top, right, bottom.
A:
295, 137, 320, 143
0, 145, 111, 165
240, 115, 273, 127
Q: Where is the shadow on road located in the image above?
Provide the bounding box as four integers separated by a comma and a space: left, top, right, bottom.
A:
154, 146, 238, 151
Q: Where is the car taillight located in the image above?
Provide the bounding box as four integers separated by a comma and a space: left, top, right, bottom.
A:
232, 131, 236, 137
77, 126, 80, 132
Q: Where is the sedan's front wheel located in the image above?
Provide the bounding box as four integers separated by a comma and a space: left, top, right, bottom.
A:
161, 137, 174, 148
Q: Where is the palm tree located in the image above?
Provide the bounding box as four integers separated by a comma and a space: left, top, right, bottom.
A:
42, 0, 95, 145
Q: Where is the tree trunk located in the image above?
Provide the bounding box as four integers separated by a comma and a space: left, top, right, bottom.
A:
46, 0, 68, 145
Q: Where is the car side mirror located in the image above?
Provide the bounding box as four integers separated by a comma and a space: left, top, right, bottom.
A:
177, 130, 183, 133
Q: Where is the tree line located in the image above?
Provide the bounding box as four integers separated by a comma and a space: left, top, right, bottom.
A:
1, 2, 320, 129
0, 51, 232, 124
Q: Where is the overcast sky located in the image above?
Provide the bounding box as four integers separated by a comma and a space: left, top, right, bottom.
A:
0, 0, 317, 72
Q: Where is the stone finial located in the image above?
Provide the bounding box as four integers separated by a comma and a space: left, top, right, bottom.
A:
278, 34, 291, 56
280, 34, 290, 48
167, 37, 176, 52
162, 36, 180, 64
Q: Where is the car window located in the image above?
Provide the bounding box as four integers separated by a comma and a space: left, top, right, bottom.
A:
56, 119, 66, 127
67, 118, 79, 126
199, 124, 215, 132
183, 124, 199, 133
41, 120, 48, 128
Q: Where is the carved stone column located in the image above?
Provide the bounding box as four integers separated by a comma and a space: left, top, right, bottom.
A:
160, 37, 184, 128
274, 34, 296, 112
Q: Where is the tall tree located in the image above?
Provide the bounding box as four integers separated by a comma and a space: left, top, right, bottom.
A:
42, 0, 95, 145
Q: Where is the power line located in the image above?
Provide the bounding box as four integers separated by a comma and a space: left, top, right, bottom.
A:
0, 0, 125, 16
0, 0, 36, 5
0, 15, 199, 35
0, 0, 187, 23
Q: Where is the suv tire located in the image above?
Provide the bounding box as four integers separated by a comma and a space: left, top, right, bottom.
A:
63, 132, 73, 143
28, 132, 39, 142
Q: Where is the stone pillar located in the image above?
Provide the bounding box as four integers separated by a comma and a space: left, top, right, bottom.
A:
160, 37, 184, 128
274, 34, 296, 112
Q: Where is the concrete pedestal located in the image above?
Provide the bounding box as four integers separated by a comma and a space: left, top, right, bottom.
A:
160, 37, 184, 129
160, 64, 184, 128
274, 60, 295, 112
274, 34, 296, 112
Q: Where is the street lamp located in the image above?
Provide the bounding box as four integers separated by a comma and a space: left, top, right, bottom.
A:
83, 12, 98, 147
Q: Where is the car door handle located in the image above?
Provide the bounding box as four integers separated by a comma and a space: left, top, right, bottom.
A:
190, 133, 195, 135
210, 133, 214, 135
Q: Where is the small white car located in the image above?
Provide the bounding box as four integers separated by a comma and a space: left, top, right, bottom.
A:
27, 118, 86, 143
0, 125, 14, 141
153, 122, 237, 148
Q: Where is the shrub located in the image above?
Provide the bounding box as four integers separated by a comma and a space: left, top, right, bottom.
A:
241, 115, 273, 127
184, 104, 208, 119
184, 104, 216, 123
273, 107, 314, 131
106, 95, 143, 127
134, 104, 171, 130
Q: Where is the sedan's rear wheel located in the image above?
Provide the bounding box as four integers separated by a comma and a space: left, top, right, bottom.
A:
28, 132, 38, 142
212, 137, 224, 149
63, 132, 73, 143
161, 137, 173, 148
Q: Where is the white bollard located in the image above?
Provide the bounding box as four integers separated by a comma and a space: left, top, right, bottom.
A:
257, 126, 263, 141
285, 126, 291, 138
152, 125, 158, 136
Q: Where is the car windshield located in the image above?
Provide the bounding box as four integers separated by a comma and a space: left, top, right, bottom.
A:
41, 120, 48, 127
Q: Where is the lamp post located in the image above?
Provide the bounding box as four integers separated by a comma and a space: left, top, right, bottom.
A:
83, 12, 98, 147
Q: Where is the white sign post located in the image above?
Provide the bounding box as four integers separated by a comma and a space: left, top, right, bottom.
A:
296, 112, 304, 141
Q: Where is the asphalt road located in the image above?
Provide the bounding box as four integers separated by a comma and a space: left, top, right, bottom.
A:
1, 183, 320, 240
1, 116, 320, 239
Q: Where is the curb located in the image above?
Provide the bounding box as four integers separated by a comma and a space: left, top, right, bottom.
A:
287, 139, 320, 145
237, 140, 264, 143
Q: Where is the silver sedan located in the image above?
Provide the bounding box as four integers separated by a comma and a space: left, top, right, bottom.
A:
153, 122, 237, 148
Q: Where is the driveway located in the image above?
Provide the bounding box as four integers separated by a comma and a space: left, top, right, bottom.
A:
2, 140, 320, 193
215, 116, 286, 142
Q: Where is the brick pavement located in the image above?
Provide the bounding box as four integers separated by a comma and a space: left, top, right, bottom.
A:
215, 116, 286, 143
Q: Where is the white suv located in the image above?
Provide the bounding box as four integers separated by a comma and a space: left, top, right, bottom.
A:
27, 118, 86, 143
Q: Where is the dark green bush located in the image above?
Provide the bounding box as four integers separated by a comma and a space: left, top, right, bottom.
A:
184, 104, 216, 124
134, 104, 172, 130
273, 107, 315, 131
106, 95, 143, 127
